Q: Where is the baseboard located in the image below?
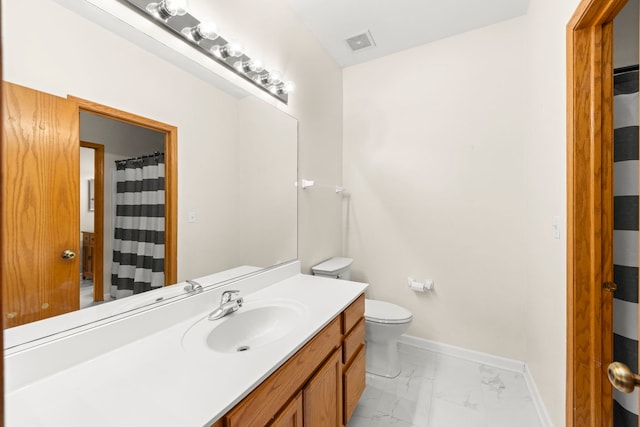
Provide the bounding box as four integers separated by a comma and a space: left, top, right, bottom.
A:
523, 364, 554, 427
398, 334, 526, 373
398, 334, 553, 426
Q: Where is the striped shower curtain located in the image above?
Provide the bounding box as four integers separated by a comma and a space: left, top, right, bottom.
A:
613, 67, 639, 426
111, 153, 165, 299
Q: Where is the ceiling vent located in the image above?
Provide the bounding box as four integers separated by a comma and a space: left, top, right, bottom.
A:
345, 30, 376, 52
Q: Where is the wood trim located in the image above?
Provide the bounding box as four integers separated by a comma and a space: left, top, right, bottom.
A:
70, 97, 178, 285
1, 2, 5, 424
566, 0, 627, 426
80, 141, 105, 302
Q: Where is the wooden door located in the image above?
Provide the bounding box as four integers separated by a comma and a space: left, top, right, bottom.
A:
270, 393, 303, 427
1, 81, 80, 328
303, 349, 342, 427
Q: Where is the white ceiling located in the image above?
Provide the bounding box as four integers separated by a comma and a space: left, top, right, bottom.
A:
286, 0, 530, 68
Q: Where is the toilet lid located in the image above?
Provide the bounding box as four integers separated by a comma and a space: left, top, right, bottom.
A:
365, 299, 413, 324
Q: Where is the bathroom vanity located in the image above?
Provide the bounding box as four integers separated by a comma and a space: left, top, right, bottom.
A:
214, 294, 365, 427
4, 262, 367, 426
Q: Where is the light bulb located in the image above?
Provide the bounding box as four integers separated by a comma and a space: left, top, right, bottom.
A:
146, 0, 188, 20
211, 41, 243, 59
247, 59, 264, 73
225, 41, 244, 58
267, 70, 282, 85
235, 58, 264, 74
272, 81, 296, 95
282, 81, 296, 94
164, 0, 188, 16
182, 18, 218, 42
196, 19, 218, 40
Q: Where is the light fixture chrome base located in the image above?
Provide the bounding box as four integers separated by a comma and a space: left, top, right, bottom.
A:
119, 0, 291, 104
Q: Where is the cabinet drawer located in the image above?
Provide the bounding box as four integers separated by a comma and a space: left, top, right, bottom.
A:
82, 233, 95, 246
342, 294, 365, 334
343, 345, 366, 425
343, 318, 365, 364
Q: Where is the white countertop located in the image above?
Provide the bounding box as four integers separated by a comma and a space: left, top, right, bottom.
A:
5, 272, 367, 426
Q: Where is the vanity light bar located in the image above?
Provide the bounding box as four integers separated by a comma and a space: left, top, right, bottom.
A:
119, 0, 294, 104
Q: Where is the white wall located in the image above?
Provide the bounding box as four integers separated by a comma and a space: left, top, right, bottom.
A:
3, 0, 343, 280
139, 0, 345, 274
614, 0, 640, 69
344, 17, 529, 361
343, 0, 586, 423
524, 0, 581, 425
235, 97, 298, 267
79, 147, 95, 234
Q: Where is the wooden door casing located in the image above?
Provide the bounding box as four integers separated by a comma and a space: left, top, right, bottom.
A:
567, 0, 629, 425
80, 141, 104, 303
1, 81, 80, 328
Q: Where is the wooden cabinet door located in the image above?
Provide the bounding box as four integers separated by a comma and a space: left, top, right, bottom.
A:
343, 346, 366, 424
2, 82, 80, 328
303, 349, 342, 427
270, 392, 303, 427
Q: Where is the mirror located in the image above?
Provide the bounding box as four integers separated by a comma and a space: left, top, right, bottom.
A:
2, 0, 298, 348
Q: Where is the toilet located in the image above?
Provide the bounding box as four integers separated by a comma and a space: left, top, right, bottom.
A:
311, 257, 413, 378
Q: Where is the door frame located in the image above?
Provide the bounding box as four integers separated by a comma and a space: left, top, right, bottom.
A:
71, 97, 178, 286
80, 141, 104, 302
567, 0, 628, 425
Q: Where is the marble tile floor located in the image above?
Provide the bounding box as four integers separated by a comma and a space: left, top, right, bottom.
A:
348, 342, 542, 427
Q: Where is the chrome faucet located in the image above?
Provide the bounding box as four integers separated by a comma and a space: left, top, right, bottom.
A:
208, 290, 243, 320
184, 280, 203, 294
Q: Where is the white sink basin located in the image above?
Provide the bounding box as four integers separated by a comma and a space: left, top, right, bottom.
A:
182, 299, 307, 353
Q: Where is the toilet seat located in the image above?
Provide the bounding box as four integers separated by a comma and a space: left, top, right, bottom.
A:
365, 299, 413, 324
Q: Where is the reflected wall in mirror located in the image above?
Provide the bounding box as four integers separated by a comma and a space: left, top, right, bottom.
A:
2, 0, 298, 347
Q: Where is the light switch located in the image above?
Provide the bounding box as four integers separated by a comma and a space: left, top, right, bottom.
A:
552, 216, 561, 239
188, 211, 197, 223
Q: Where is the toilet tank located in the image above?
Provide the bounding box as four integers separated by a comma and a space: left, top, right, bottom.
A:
311, 257, 353, 280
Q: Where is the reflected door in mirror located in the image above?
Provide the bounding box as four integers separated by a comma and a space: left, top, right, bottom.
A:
1, 82, 80, 328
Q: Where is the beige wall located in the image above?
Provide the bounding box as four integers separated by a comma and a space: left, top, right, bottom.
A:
525, 0, 580, 424
235, 97, 298, 267
182, 0, 345, 273
614, 0, 640, 69
344, 17, 529, 361
79, 148, 95, 234
343, 0, 585, 423
3, 0, 343, 280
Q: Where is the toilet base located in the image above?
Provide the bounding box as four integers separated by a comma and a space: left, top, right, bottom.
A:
365, 339, 401, 378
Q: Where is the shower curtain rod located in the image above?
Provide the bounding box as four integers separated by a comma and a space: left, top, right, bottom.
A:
614, 64, 639, 75
116, 152, 164, 163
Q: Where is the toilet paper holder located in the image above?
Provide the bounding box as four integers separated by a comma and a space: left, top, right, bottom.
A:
408, 277, 434, 292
